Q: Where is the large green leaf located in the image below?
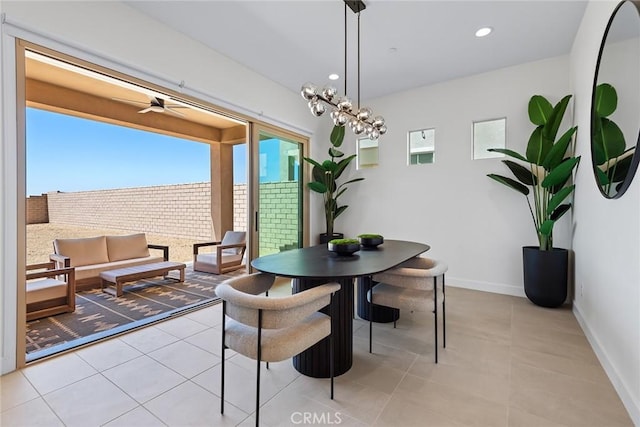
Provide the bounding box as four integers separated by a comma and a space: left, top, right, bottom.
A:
539, 219, 555, 236
542, 126, 577, 170
596, 167, 610, 185
329, 147, 345, 158
304, 157, 323, 169
307, 181, 327, 193
333, 154, 357, 179
550, 203, 571, 221
503, 160, 537, 185
595, 118, 626, 163
611, 154, 633, 182
487, 174, 530, 195
487, 148, 528, 162
330, 125, 345, 148
322, 160, 338, 172
542, 95, 571, 141
547, 185, 574, 214
541, 156, 580, 188
526, 126, 552, 165
334, 205, 348, 219
595, 83, 617, 117
528, 95, 553, 126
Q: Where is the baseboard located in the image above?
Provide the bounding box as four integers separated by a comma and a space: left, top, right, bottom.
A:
573, 301, 640, 425
448, 277, 526, 298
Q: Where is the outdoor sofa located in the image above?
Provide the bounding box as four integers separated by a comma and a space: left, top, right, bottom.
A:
51, 233, 168, 291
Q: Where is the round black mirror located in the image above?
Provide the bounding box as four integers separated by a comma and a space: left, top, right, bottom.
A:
591, 0, 640, 198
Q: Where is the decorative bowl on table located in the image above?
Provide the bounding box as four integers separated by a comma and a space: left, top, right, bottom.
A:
328, 238, 361, 256
358, 234, 384, 248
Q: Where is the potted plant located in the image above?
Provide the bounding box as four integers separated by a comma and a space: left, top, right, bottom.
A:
358, 233, 384, 248
327, 238, 361, 256
304, 125, 364, 244
487, 94, 580, 307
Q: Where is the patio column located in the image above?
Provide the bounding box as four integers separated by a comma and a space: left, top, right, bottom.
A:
210, 142, 234, 241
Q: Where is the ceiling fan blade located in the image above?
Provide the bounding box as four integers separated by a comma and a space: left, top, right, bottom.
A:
164, 104, 190, 109
112, 97, 149, 107
165, 107, 186, 117
138, 107, 154, 114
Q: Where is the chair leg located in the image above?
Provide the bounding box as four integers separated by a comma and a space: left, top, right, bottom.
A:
369, 288, 373, 354
221, 301, 226, 415
330, 293, 335, 400
433, 277, 438, 364
442, 274, 446, 348
256, 309, 263, 427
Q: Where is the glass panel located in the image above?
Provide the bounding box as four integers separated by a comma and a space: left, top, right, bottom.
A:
357, 137, 379, 168
258, 131, 303, 256
474, 118, 506, 159
408, 128, 435, 165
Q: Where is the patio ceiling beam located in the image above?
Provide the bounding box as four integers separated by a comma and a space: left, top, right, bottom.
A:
26, 78, 223, 144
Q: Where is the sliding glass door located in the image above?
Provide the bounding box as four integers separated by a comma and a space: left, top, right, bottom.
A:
251, 125, 307, 257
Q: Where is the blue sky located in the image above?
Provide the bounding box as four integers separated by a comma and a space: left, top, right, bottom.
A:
26, 108, 247, 196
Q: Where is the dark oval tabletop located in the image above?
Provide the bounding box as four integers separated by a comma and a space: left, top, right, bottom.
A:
251, 239, 430, 279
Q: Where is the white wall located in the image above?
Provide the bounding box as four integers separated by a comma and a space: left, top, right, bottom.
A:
336, 56, 572, 296
570, 1, 640, 423
0, 0, 319, 373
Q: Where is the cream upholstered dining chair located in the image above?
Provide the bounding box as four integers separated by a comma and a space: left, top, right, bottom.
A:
217, 272, 341, 426
369, 257, 447, 363
193, 231, 246, 274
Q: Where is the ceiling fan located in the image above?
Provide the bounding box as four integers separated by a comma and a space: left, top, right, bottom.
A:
112, 95, 189, 117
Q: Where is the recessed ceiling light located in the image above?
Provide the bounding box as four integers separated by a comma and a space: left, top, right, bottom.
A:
329, 73, 340, 80
475, 27, 493, 38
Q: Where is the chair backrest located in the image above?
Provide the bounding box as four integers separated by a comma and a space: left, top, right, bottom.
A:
217, 273, 337, 330
221, 231, 246, 255
373, 257, 448, 290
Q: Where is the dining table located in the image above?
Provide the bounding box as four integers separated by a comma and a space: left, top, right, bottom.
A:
250, 239, 430, 378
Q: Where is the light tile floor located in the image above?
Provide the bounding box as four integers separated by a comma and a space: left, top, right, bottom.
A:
1, 285, 633, 426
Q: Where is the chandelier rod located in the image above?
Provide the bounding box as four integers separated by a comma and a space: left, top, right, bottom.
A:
357, 11, 361, 111
344, 1, 348, 97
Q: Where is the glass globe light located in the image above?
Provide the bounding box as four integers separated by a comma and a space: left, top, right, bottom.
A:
369, 128, 380, 140
301, 82, 318, 100
337, 96, 353, 112
336, 112, 349, 126
322, 86, 337, 101
372, 116, 385, 127
354, 121, 365, 135
378, 124, 387, 135
364, 123, 374, 134
311, 102, 326, 116
357, 107, 372, 121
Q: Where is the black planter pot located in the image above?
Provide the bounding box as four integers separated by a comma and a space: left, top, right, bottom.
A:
319, 233, 344, 244
522, 246, 568, 308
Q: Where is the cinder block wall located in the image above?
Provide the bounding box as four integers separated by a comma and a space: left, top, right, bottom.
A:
45, 182, 299, 249
26, 194, 49, 224
47, 183, 214, 240
258, 182, 301, 255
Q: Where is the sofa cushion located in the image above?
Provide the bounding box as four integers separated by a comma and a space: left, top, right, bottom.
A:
26, 279, 68, 304
54, 236, 109, 267
106, 233, 150, 262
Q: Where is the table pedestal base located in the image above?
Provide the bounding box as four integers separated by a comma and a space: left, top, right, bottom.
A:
292, 277, 354, 378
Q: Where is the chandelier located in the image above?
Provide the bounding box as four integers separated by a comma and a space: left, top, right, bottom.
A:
300, 0, 387, 140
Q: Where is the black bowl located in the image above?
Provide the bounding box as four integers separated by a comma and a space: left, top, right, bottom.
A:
328, 242, 361, 256
359, 236, 384, 248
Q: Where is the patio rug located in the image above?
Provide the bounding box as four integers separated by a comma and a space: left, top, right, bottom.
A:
26, 268, 244, 354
